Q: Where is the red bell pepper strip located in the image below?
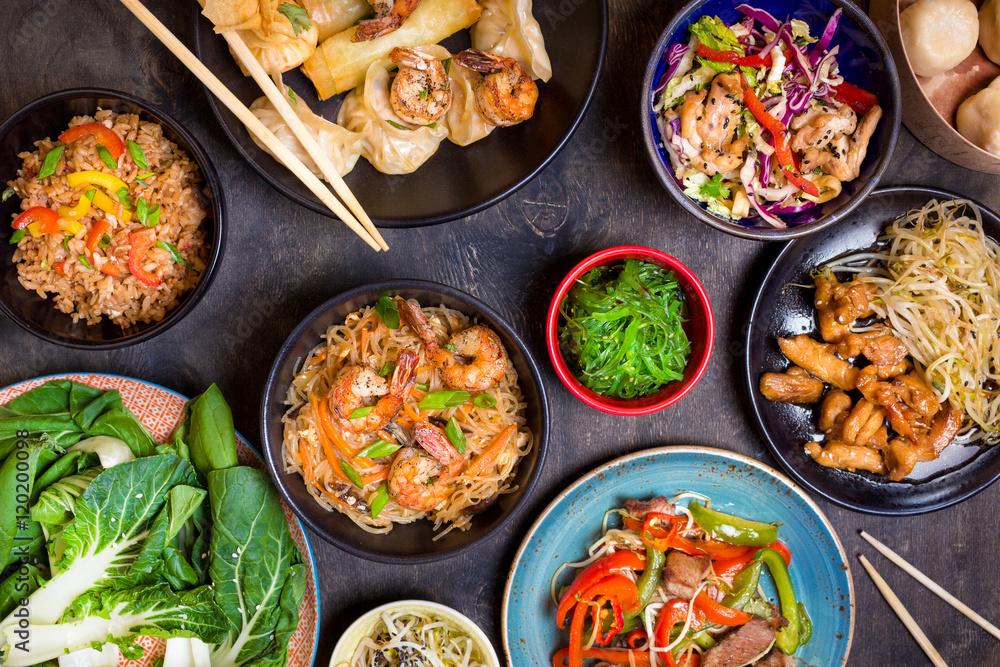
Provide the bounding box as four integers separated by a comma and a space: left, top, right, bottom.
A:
626, 627, 647, 650
86, 219, 112, 252
127, 229, 160, 287
693, 590, 753, 626
567, 575, 640, 666
591, 595, 625, 645
52, 261, 66, 276
666, 652, 701, 667
553, 648, 651, 667
738, 73, 820, 198
12, 206, 60, 233
670, 535, 754, 561
100, 262, 121, 278
556, 550, 645, 628
714, 539, 792, 584
58, 123, 125, 159
696, 43, 794, 68
640, 513, 679, 552
832, 81, 879, 115
653, 599, 706, 647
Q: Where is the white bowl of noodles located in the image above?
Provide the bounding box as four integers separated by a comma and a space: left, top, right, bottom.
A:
329, 600, 500, 667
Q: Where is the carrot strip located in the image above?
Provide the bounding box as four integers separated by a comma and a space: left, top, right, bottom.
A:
310, 393, 348, 481
467, 425, 517, 477
404, 401, 422, 423
416, 364, 434, 375
360, 323, 371, 355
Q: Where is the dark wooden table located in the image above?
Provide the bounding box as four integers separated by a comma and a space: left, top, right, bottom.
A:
3, 0, 999, 664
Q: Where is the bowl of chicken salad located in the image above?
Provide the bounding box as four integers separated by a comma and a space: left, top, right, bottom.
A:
641, 0, 901, 240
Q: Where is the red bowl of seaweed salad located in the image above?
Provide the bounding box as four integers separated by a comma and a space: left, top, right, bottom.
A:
546, 246, 714, 415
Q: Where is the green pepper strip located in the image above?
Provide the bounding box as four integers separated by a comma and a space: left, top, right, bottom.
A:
721, 560, 763, 612
754, 548, 802, 654
797, 601, 812, 644
689, 502, 779, 547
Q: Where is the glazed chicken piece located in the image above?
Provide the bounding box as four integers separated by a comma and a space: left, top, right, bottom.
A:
679, 73, 749, 176
822, 105, 883, 182
789, 103, 857, 152
817, 390, 852, 432
664, 551, 711, 600
813, 271, 876, 344
759, 366, 825, 404
778, 335, 859, 390
839, 399, 888, 449
804, 440, 888, 474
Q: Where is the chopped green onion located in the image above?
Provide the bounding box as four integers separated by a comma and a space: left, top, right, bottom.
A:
288, 88, 297, 104
349, 406, 374, 419
37, 146, 64, 180
62, 236, 70, 252
155, 240, 189, 266
137, 198, 160, 227
370, 482, 390, 517
277, 2, 312, 34
339, 460, 364, 488
78, 255, 94, 271
444, 417, 466, 454
445, 343, 456, 351
97, 144, 117, 169
418, 390, 470, 411
2, 187, 15, 202
379, 361, 395, 377
419, 89, 428, 100
84, 189, 96, 201
98, 234, 112, 249
473, 393, 497, 408
136, 179, 151, 187
116, 186, 133, 210
374, 295, 400, 329
9, 229, 25, 244
442, 57, 452, 73
355, 439, 401, 459
127, 140, 149, 171
386, 120, 412, 131
415, 382, 429, 391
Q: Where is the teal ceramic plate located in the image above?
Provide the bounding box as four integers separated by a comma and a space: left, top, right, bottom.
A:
502, 446, 853, 666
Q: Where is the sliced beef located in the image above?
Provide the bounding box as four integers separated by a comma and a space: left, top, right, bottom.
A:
624, 496, 672, 520
663, 551, 711, 600
701, 618, 776, 667
756, 648, 795, 667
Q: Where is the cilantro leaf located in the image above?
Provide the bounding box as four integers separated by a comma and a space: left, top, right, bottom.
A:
699, 174, 731, 200
277, 3, 311, 35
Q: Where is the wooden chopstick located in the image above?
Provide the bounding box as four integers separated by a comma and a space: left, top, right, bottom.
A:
858, 554, 949, 667
221, 32, 388, 251
117, 0, 383, 252
861, 531, 1000, 641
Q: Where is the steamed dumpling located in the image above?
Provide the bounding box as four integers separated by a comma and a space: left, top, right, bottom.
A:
338, 46, 450, 174
472, 0, 552, 81
982, 0, 1000, 66
249, 83, 364, 178
956, 76, 1000, 155
900, 0, 979, 77
445, 61, 495, 146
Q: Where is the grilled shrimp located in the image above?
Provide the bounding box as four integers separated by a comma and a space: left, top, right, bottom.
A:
389, 47, 452, 125
353, 0, 420, 41
327, 350, 418, 433
388, 421, 463, 511
397, 299, 508, 391
453, 49, 538, 127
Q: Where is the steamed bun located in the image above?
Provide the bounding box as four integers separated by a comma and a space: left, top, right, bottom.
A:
900, 0, 979, 77
982, 0, 1000, 66
956, 76, 1000, 156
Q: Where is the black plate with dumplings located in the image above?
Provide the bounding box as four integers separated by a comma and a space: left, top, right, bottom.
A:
192, 0, 607, 227
743, 186, 1000, 515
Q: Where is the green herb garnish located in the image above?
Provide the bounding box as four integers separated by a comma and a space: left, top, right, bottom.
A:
155, 240, 190, 266
699, 174, 730, 200
37, 146, 64, 180
62, 236, 70, 252
339, 460, 364, 488
473, 393, 497, 408
386, 120, 412, 131
370, 482, 390, 518
97, 145, 117, 169
355, 440, 401, 459
418, 390, 470, 411
349, 406, 374, 419
2, 187, 16, 202
442, 57, 452, 74
78, 255, 94, 271
9, 228, 25, 244
288, 88, 298, 104
137, 198, 160, 227
444, 417, 466, 454
115, 186, 133, 210
558, 259, 691, 399
127, 140, 149, 171
419, 89, 428, 100
374, 294, 400, 328
379, 361, 395, 377
427, 122, 437, 129
277, 2, 311, 35
85, 189, 96, 201
415, 383, 429, 391
98, 234, 112, 249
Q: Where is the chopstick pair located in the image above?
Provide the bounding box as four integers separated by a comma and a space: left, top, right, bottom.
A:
858, 531, 1000, 666
117, 0, 389, 253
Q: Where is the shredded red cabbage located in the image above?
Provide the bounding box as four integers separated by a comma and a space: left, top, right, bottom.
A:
810, 8, 842, 67
735, 3, 781, 32
655, 43, 692, 93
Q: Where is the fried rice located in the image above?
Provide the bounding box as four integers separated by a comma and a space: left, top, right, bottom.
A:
6, 109, 211, 327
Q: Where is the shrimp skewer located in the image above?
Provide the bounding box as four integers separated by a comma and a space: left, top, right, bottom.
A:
453, 49, 538, 127
389, 47, 452, 125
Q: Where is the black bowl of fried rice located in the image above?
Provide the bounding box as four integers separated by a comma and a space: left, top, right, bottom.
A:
0, 88, 225, 348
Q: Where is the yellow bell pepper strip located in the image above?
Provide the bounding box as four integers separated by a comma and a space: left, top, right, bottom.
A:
12, 207, 60, 233
66, 170, 127, 193
58, 124, 125, 159
688, 502, 779, 547
86, 219, 112, 252
56, 190, 94, 221
127, 229, 160, 287
90, 189, 132, 222
737, 73, 819, 198
60, 221, 83, 236
754, 548, 802, 654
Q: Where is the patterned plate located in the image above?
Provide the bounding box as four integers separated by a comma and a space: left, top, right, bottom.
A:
0, 373, 320, 667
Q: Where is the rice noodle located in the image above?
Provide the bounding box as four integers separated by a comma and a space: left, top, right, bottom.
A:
340, 610, 486, 667
826, 199, 1000, 444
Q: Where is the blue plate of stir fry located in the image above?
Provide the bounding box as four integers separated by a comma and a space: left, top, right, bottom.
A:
642, 0, 900, 237
502, 446, 853, 667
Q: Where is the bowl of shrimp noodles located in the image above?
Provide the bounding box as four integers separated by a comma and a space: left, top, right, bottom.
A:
641, 0, 901, 240
261, 279, 549, 562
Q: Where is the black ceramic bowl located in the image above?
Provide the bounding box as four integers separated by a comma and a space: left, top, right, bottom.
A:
261, 280, 549, 562
743, 186, 1000, 514
192, 0, 608, 227
0, 89, 226, 349
640, 0, 901, 241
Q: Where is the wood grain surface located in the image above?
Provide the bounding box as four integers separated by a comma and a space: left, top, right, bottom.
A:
2, 0, 1000, 664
